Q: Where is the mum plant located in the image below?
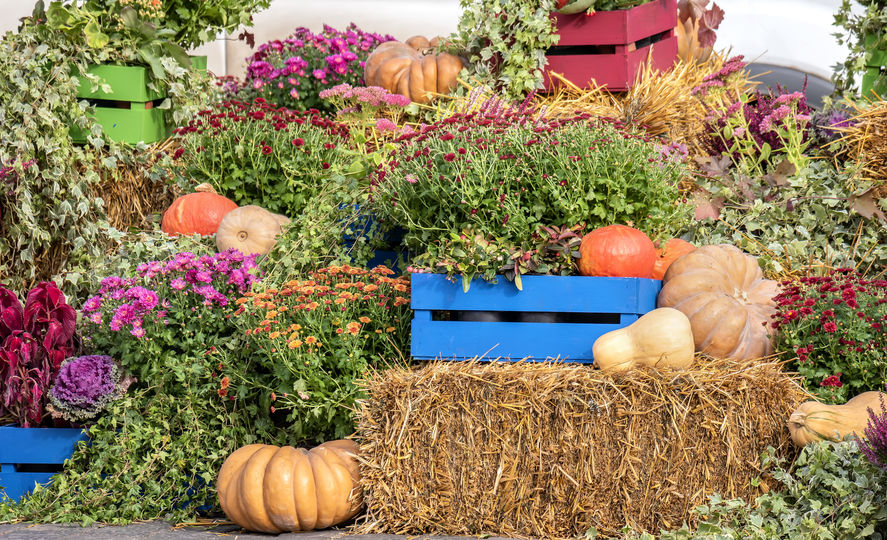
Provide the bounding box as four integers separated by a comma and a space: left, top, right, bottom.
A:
172, 98, 351, 217
231, 264, 410, 442
238, 24, 394, 113
772, 268, 887, 403
368, 106, 690, 284
0, 282, 77, 427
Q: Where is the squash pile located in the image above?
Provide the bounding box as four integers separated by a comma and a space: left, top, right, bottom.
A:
218, 440, 363, 533
364, 36, 463, 104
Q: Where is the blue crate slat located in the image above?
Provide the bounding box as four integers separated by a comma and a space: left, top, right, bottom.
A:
410, 273, 659, 313
0, 425, 87, 502
411, 320, 628, 362
409, 273, 661, 362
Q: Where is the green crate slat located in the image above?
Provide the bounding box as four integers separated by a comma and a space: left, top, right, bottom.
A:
190, 55, 208, 72
75, 64, 165, 102
70, 106, 168, 144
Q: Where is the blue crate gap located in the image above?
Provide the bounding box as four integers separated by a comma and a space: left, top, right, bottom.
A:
410, 273, 661, 363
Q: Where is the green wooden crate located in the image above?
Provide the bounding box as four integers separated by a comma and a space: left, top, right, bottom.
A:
190, 55, 208, 72
75, 64, 165, 102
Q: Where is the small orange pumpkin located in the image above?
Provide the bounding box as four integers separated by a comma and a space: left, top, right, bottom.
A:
161, 184, 238, 236
652, 238, 696, 280
578, 225, 657, 278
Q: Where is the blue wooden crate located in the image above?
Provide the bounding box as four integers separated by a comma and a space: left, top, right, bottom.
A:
0, 425, 88, 502
410, 273, 661, 362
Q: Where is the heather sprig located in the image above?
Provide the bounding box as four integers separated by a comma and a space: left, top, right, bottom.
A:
772, 268, 887, 402
82, 250, 260, 383
171, 98, 351, 217
238, 24, 394, 113
229, 264, 410, 442
368, 107, 691, 282
48, 355, 131, 423
858, 392, 887, 471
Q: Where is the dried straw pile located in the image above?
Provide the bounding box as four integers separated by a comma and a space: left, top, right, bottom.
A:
92, 138, 180, 231
354, 357, 805, 538
839, 100, 887, 192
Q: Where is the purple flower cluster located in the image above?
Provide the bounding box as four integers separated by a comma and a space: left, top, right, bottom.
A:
812, 107, 856, 145
858, 392, 887, 472
705, 85, 813, 157
318, 84, 411, 108
83, 250, 260, 338
692, 55, 747, 96
238, 24, 394, 113
48, 355, 128, 422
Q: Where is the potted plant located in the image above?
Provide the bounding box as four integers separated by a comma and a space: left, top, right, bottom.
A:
367, 100, 691, 361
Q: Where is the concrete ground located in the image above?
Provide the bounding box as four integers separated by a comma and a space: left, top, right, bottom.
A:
0, 521, 515, 540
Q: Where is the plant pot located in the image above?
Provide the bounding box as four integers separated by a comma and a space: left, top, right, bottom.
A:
0, 425, 88, 502
544, 0, 678, 91
71, 64, 168, 144
410, 273, 661, 362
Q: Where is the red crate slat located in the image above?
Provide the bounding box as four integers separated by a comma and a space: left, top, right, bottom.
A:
552, 0, 677, 46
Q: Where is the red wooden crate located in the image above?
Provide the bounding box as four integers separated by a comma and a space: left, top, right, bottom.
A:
544, 0, 678, 91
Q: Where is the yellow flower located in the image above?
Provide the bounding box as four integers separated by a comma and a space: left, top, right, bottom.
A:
386, 326, 395, 333
288, 324, 302, 332
359, 316, 371, 323
305, 336, 318, 345
288, 339, 302, 349
306, 302, 319, 311
334, 297, 347, 305
269, 331, 281, 339
346, 322, 360, 335
266, 310, 278, 319
394, 283, 407, 292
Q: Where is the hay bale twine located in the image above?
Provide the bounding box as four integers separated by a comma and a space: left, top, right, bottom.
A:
354, 357, 805, 539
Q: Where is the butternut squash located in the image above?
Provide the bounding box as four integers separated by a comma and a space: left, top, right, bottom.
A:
787, 391, 887, 447
592, 307, 695, 372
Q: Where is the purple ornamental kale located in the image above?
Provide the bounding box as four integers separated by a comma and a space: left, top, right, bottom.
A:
48, 355, 126, 422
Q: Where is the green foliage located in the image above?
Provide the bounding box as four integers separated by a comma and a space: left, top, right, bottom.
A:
657, 441, 887, 539
152, 0, 272, 50
690, 160, 887, 276
834, 0, 887, 96
229, 265, 411, 443
370, 112, 690, 282
0, 5, 213, 298
454, 0, 560, 100
171, 99, 352, 217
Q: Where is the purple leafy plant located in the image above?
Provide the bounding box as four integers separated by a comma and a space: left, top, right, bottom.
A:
48, 355, 130, 423
0, 282, 78, 427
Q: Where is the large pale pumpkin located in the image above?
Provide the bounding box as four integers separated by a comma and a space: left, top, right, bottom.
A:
657, 244, 779, 360
593, 307, 695, 372
217, 440, 362, 533
788, 392, 886, 447
161, 184, 238, 236
216, 205, 285, 256
364, 39, 463, 104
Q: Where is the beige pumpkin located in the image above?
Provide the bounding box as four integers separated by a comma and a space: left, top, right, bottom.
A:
593, 308, 695, 372
787, 391, 886, 447
363, 39, 463, 104
216, 205, 282, 256
217, 440, 362, 533
657, 244, 779, 360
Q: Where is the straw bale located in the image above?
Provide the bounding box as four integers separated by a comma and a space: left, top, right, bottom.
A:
354, 357, 805, 538
838, 100, 887, 188
91, 138, 181, 231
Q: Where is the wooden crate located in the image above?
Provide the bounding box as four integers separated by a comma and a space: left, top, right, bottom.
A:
0, 425, 87, 502
410, 273, 661, 362
544, 0, 678, 91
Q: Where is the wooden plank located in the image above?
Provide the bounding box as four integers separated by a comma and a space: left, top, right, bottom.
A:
410, 274, 660, 313
0, 426, 87, 464
552, 0, 677, 47
411, 320, 625, 362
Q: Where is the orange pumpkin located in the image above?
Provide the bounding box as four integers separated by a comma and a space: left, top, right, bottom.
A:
161, 184, 237, 236
578, 225, 657, 278
364, 39, 463, 104
652, 238, 696, 280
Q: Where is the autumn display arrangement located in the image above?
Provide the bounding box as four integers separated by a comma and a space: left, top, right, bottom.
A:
1, 0, 886, 537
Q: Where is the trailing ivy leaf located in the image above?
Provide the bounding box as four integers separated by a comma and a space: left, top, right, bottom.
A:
84, 20, 109, 49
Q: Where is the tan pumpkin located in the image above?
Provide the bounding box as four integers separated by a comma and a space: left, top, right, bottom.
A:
216, 205, 283, 256
657, 244, 779, 360
217, 440, 362, 533
593, 308, 695, 372
364, 39, 463, 104
788, 392, 886, 447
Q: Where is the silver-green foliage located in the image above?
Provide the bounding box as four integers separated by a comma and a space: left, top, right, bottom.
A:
690, 160, 887, 276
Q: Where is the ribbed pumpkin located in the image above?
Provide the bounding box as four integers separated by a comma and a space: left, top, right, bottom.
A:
363, 38, 463, 104
657, 244, 779, 360
652, 238, 696, 280
217, 440, 362, 533
578, 225, 657, 278
788, 392, 886, 447
161, 184, 238, 236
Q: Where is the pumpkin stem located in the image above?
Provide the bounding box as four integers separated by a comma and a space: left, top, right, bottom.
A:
194, 183, 218, 194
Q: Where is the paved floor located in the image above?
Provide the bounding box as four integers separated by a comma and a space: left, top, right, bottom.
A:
0, 521, 515, 540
